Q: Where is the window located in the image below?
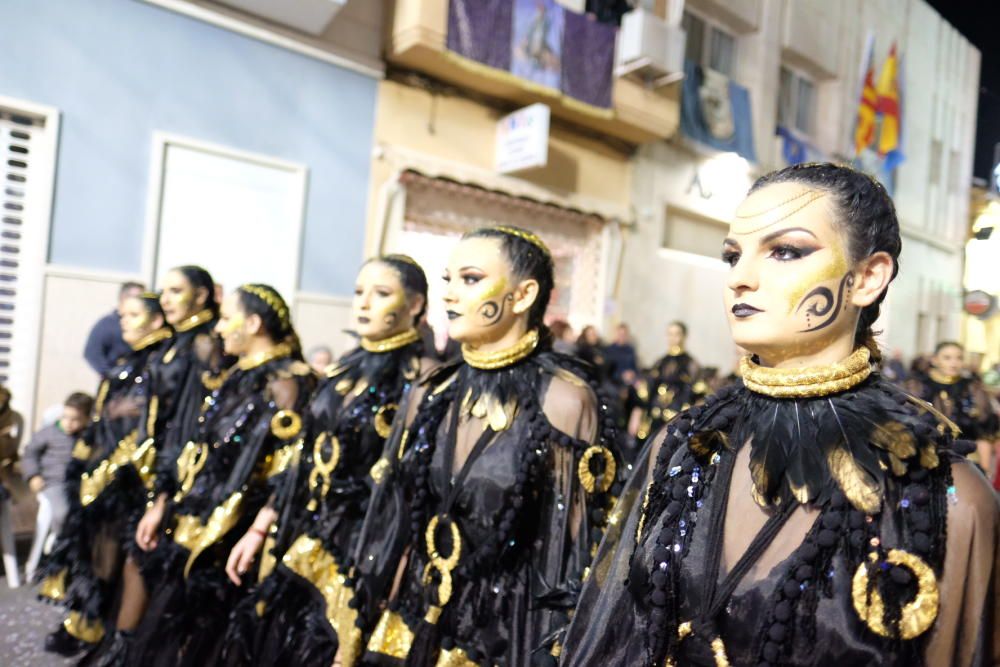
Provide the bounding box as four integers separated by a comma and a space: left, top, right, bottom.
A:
777, 66, 815, 135
662, 207, 729, 258
682, 11, 736, 77
150, 135, 307, 300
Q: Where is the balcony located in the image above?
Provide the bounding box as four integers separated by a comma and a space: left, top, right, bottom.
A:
387, 0, 681, 144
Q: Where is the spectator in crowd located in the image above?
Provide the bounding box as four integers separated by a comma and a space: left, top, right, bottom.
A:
83, 281, 145, 375
576, 324, 605, 369
21, 392, 94, 537
306, 345, 334, 374
604, 323, 638, 385
882, 348, 907, 384
0, 386, 23, 502
550, 319, 576, 355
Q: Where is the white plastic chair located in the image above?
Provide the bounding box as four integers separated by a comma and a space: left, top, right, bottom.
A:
0, 495, 20, 588
24, 491, 53, 582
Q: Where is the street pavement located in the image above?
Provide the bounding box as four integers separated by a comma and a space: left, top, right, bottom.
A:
0, 541, 76, 666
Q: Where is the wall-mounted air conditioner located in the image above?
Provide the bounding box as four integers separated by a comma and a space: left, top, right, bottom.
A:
213, 0, 348, 36
616, 8, 686, 87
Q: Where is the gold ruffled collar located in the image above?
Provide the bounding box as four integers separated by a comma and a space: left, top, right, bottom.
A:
928, 369, 960, 385
130, 327, 173, 351
174, 309, 214, 333
462, 329, 540, 370
740, 347, 872, 398
360, 328, 420, 353
237, 341, 294, 371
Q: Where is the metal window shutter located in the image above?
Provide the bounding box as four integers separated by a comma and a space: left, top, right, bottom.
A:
0, 110, 42, 385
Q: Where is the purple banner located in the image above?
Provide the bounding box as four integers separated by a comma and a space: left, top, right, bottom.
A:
562, 10, 616, 109
446, 0, 512, 71
448, 0, 616, 109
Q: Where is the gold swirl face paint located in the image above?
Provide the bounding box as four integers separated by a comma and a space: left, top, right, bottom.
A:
354, 261, 411, 341
443, 237, 518, 345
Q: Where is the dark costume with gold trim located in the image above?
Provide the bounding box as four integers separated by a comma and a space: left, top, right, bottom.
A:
906, 370, 999, 444
37, 328, 174, 646
224, 332, 425, 665
634, 349, 707, 444
128, 347, 316, 667
341, 332, 621, 666
562, 349, 999, 667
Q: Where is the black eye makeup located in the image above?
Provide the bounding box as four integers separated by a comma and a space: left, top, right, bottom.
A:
768, 243, 818, 262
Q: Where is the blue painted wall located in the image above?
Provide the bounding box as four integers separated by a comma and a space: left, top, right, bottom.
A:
1, 0, 377, 294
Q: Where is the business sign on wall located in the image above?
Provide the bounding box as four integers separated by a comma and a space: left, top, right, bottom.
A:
495, 103, 550, 174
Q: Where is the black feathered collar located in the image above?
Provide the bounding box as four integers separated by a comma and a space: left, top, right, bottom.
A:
684, 376, 959, 514
325, 341, 423, 398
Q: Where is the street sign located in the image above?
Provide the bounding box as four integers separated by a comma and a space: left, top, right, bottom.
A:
963, 290, 996, 319
495, 103, 550, 174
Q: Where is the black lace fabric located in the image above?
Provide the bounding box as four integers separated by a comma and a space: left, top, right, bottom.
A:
562, 377, 999, 667
346, 350, 621, 666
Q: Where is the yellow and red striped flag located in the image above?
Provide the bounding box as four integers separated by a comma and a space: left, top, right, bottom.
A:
875, 42, 904, 169
853, 39, 878, 157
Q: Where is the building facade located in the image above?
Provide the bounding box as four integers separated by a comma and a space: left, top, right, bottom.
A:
620, 0, 981, 372
1, 0, 383, 428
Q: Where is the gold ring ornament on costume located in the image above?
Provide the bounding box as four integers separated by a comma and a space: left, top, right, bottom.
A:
174, 441, 209, 501
270, 410, 302, 440
306, 432, 340, 511
422, 515, 462, 622
373, 404, 398, 439
852, 549, 939, 639
577, 445, 616, 494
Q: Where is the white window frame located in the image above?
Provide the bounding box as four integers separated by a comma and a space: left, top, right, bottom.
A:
0, 95, 60, 432
141, 132, 308, 301
682, 9, 737, 78
777, 64, 816, 137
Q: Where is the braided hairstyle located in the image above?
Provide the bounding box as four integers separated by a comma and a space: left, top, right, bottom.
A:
236, 283, 303, 359
174, 265, 220, 317
133, 292, 166, 326
367, 254, 429, 326
748, 163, 901, 363
462, 225, 555, 333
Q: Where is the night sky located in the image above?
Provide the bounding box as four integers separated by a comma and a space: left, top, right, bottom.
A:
925, 1, 1000, 183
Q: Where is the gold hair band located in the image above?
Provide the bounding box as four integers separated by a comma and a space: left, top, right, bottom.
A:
491, 226, 551, 257
239, 285, 289, 325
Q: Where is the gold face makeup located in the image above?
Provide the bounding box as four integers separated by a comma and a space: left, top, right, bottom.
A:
443, 237, 520, 345
353, 261, 412, 341
215, 292, 248, 356
119, 297, 156, 346
722, 182, 860, 364
160, 270, 198, 325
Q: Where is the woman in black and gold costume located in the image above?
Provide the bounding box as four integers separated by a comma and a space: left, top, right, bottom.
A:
128, 284, 316, 666
39, 293, 173, 657
339, 226, 620, 666
907, 341, 998, 474
562, 163, 998, 667
630, 322, 707, 445
222, 255, 433, 665
69, 266, 228, 664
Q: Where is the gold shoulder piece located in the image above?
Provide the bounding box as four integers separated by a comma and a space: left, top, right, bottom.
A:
270, 410, 303, 440
852, 549, 938, 639
577, 445, 617, 494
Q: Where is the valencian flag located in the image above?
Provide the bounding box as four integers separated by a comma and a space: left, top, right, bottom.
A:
853, 36, 877, 156
875, 42, 904, 169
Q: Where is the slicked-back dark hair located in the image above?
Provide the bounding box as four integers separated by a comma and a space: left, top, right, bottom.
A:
933, 340, 963, 355
461, 226, 554, 331
749, 162, 901, 362
366, 254, 429, 326
173, 265, 219, 317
